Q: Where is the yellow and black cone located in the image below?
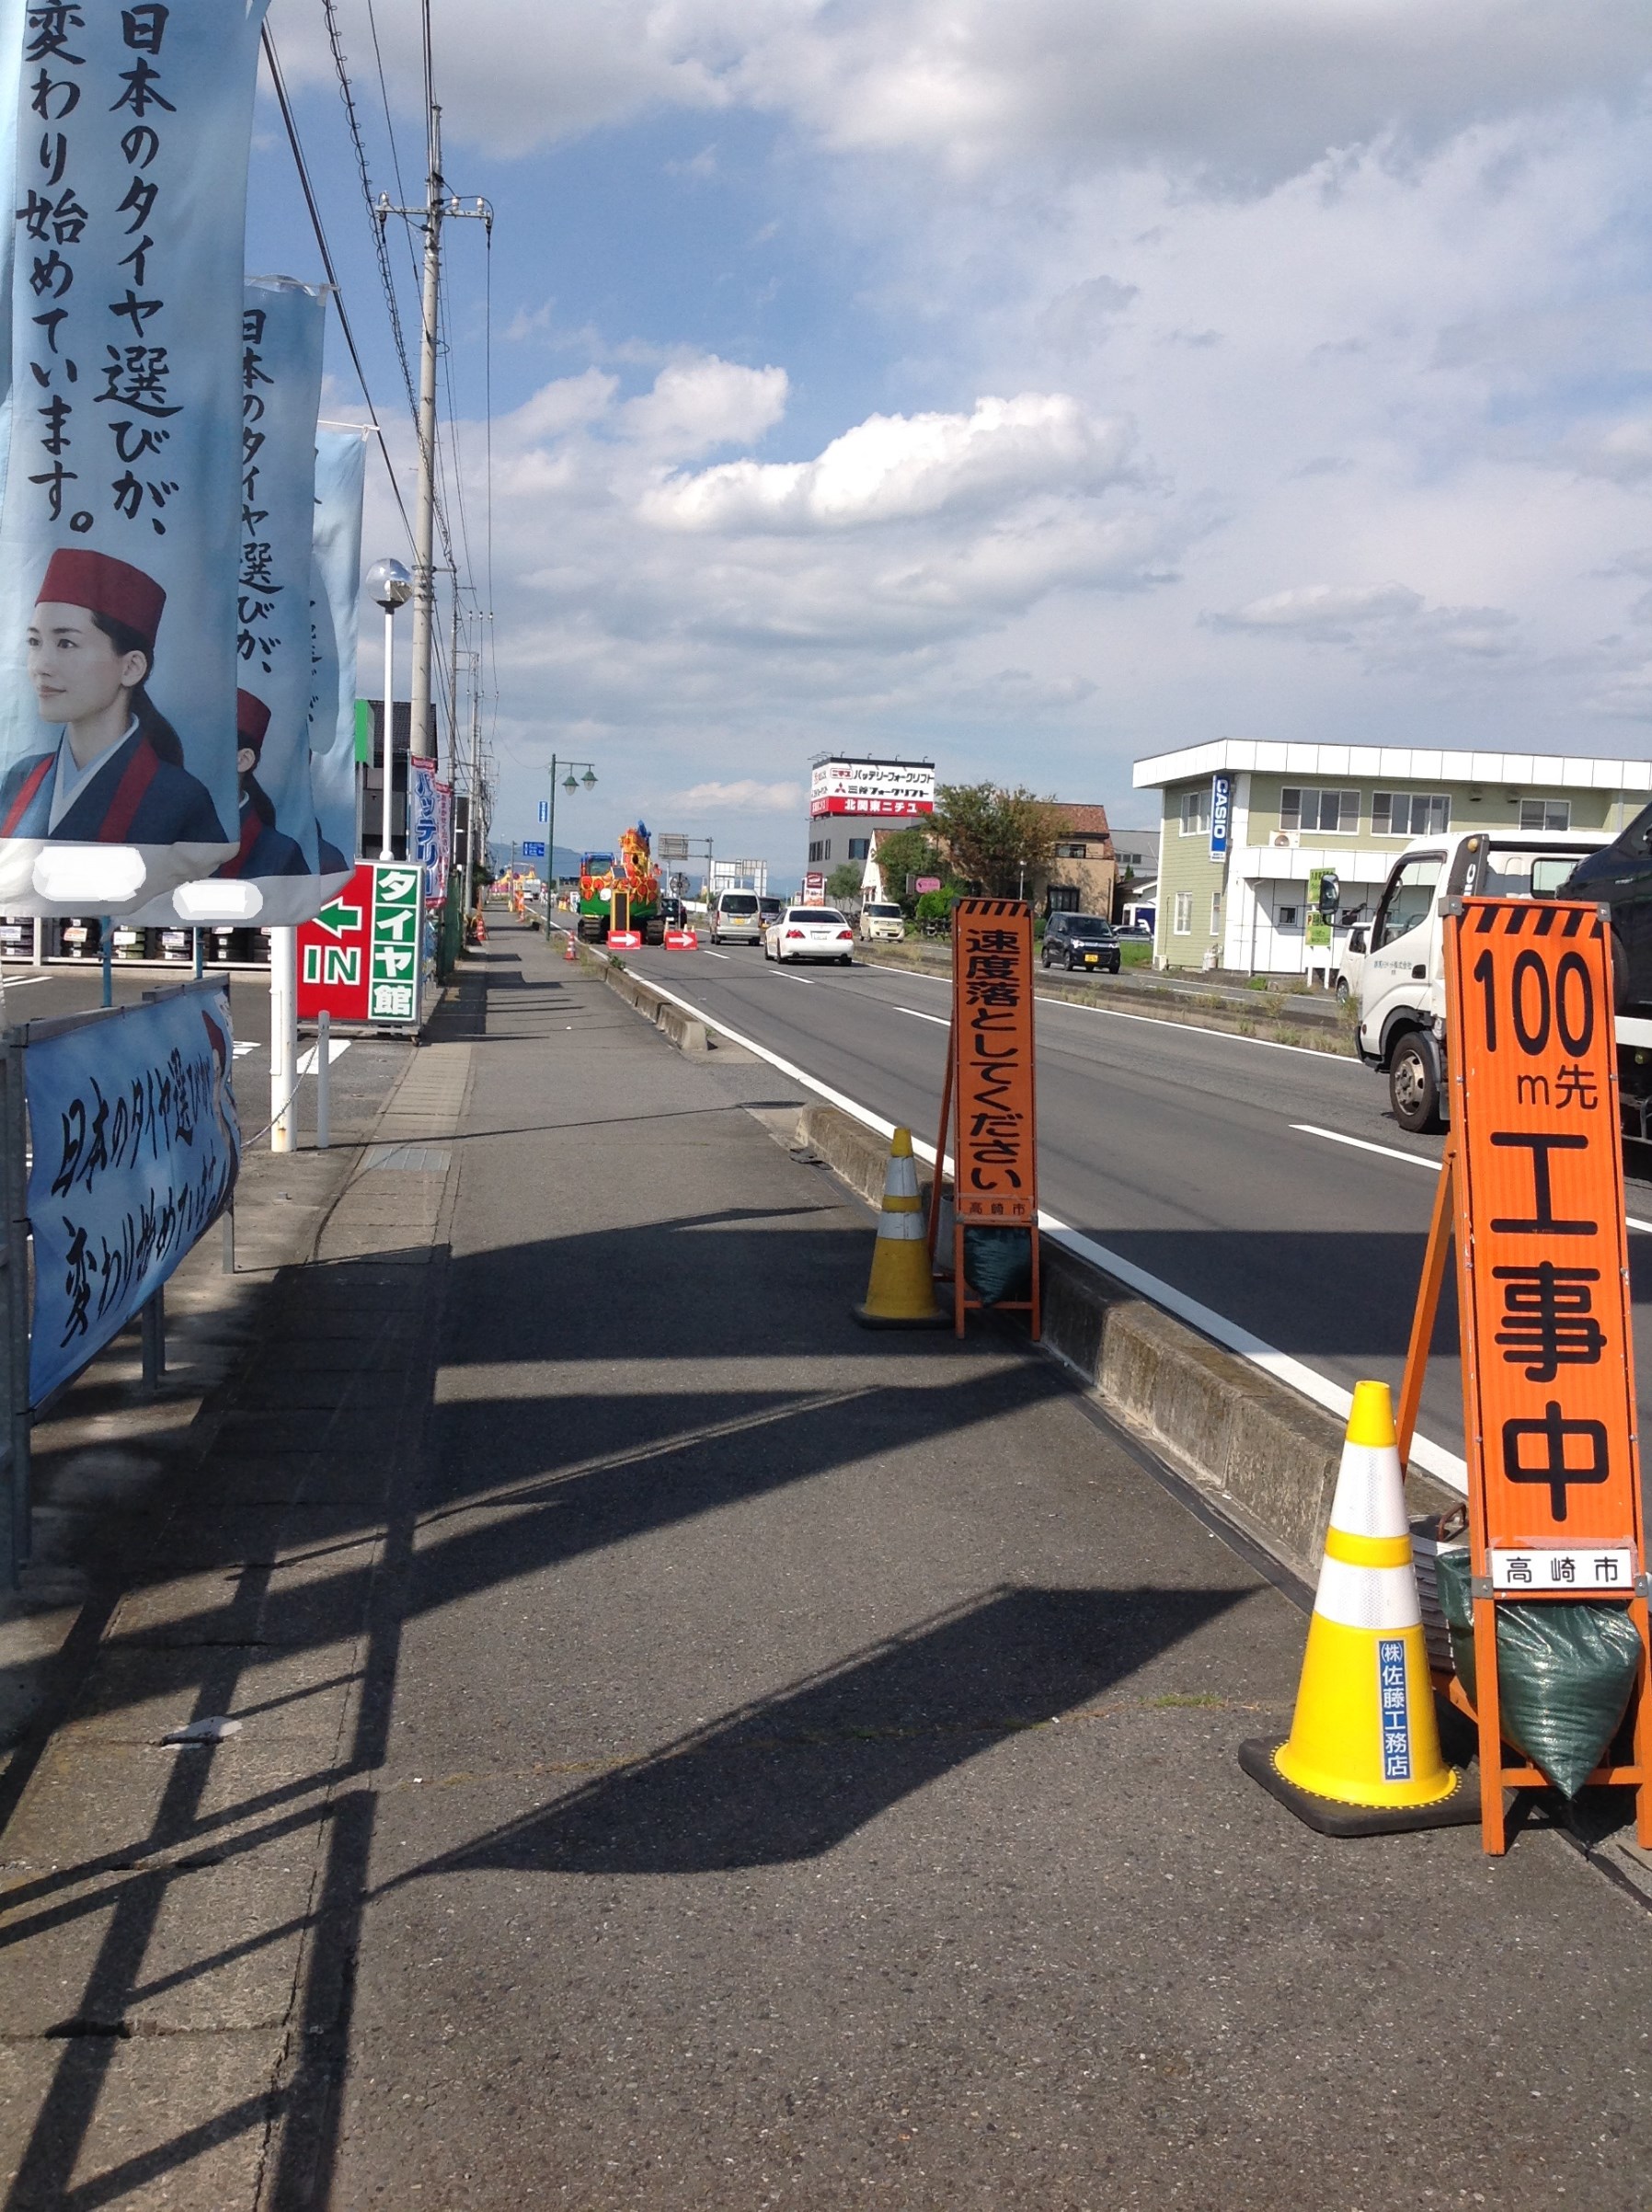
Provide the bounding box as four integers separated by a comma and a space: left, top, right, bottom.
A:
854, 1128, 946, 1330
1240, 1381, 1476, 1835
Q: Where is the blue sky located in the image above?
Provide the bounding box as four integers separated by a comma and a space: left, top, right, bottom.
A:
253, 1, 1652, 885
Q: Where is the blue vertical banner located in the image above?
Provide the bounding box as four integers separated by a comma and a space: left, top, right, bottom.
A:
25, 982, 240, 1406
1209, 772, 1231, 858
307, 425, 365, 885
0, 0, 268, 914
408, 751, 442, 903
213, 274, 324, 918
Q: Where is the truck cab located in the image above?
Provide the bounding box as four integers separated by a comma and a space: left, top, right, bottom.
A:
1356, 829, 1609, 1132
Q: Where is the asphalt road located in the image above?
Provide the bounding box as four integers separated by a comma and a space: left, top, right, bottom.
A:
585, 930, 1652, 1483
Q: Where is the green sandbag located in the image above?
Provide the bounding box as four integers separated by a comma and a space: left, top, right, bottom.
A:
962, 1226, 1031, 1308
1435, 1550, 1642, 1798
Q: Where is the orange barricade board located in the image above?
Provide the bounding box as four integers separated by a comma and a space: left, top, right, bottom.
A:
1446, 899, 1644, 1580
930, 899, 1040, 1337
1431, 896, 1652, 1852
950, 899, 1038, 1222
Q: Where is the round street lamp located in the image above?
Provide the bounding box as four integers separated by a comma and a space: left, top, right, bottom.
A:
365, 558, 413, 859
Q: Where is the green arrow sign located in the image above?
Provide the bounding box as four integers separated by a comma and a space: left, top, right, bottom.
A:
312, 900, 361, 938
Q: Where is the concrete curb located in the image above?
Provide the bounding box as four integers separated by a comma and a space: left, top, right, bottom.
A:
600, 957, 710, 1052
793, 1101, 1458, 1585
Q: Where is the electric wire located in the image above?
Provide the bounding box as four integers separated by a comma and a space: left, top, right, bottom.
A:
258, 21, 412, 547
320, 0, 416, 421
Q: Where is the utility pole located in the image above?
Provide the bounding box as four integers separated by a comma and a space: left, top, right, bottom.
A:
378, 116, 490, 823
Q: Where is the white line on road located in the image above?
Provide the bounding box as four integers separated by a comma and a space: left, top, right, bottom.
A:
1293, 1117, 1652, 1235
1291, 1123, 1440, 1174
895, 1005, 948, 1026
625, 960, 1469, 1489
702, 949, 731, 960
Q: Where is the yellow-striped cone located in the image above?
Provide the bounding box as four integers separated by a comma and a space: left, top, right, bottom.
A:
854, 1128, 946, 1329
1240, 1381, 1474, 1835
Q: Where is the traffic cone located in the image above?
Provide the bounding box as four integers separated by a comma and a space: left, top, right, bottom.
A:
1239, 1381, 1475, 1835
563, 933, 577, 963
854, 1128, 946, 1329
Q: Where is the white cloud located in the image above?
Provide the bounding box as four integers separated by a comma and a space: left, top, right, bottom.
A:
642, 395, 1134, 532
1211, 582, 1426, 640
669, 778, 803, 809
274, 0, 1652, 184
620, 358, 788, 455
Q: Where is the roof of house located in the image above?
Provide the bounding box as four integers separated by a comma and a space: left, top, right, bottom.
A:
1046, 801, 1113, 842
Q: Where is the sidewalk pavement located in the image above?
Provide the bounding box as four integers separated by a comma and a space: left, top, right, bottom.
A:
6, 916, 1652, 2209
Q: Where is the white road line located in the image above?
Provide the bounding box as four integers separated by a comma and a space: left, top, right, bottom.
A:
628, 960, 1469, 1490
297, 1038, 351, 1076
703, 949, 731, 960
895, 1005, 948, 1026
1292, 1118, 1652, 1235
1291, 1123, 1440, 1174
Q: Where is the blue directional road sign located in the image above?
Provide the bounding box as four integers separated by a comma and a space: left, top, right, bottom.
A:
537, 799, 549, 824
522, 841, 546, 860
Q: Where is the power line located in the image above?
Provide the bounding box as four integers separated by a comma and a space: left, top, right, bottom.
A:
258, 21, 413, 547
319, 0, 416, 422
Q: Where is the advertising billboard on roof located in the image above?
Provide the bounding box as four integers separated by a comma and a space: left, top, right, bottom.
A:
810, 759, 935, 819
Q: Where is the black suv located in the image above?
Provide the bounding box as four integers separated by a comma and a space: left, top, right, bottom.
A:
1041, 911, 1120, 972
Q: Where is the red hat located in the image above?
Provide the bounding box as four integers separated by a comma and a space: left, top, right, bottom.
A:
235, 690, 270, 757
36, 548, 166, 650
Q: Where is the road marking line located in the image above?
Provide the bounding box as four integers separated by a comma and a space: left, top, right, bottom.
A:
703, 949, 731, 960
861, 960, 1364, 1063
1292, 1118, 1652, 1234
1291, 1123, 1440, 1173
627, 960, 1468, 1490
895, 1005, 948, 1026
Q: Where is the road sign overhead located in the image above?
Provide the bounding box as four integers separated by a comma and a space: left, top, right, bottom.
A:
538, 799, 549, 824
522, 841, 545, 860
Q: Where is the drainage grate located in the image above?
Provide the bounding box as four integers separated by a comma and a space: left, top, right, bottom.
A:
363, 1144, 452, 1174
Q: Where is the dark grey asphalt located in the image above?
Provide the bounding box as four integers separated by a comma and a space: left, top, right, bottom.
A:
325, 922, 1652, 2210
602, 934, 1652, 1480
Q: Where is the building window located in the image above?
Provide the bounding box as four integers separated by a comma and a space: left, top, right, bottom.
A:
1372, 791, 1451, 838
1173, 890, 1193, 934
1053, 841, 1089, 858
1277, 905, 1299, 926
1520, 797, 1571, 831
807, 840, 822, 863
1047, 885, 1080, 913
1280, 786, 1359, 835
1179, 789, 1210, 836
847, 838, 869, 860
1210, 890, 1222, 934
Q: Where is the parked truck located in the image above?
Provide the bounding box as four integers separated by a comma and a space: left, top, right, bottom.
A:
1355, 825, 1652, 1139
576, 823, 665, 945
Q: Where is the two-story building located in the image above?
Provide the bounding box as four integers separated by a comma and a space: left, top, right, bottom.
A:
1134, 739, 1652, 975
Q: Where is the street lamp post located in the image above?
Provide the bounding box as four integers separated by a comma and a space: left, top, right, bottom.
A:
365, 557, 412, 859
545, 757, 598, 933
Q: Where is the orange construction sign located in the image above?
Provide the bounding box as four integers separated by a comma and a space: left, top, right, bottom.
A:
1398, 896, 1652, 1852
927, 898, 1041, 1336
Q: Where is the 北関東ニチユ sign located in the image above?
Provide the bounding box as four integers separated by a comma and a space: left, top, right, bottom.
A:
809, 759, 935, 818
950, 898, 1037, 1221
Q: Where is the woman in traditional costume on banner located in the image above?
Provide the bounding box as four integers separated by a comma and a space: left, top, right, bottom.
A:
3, 552, 227, 846
215, 689, 310, 879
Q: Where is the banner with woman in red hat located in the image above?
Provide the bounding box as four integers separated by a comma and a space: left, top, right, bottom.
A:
0, 1, 269, 910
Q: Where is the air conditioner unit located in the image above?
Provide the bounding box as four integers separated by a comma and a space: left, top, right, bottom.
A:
1271, 831, 1297, 849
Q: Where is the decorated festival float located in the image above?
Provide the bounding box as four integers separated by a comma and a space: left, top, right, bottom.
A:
576, 823, 664, 945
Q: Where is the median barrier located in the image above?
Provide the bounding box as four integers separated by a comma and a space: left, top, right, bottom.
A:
599, 957, 709, 1053
791, 1101, 1460, 1586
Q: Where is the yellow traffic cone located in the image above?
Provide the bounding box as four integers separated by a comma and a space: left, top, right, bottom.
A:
854, 1128, 947, 1330
1240, 1381, 1475, 1835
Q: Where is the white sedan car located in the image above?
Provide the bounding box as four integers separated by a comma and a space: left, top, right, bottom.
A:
763, 905, 856, 965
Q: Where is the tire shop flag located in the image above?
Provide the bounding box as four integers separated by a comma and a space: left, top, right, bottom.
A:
25, 982, 240, 1406
307, 424, 365, 888
0, 0, 269, 914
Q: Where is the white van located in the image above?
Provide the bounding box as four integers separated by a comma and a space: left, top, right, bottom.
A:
710, 889, 763, 945
1356, 829, 1610, 1130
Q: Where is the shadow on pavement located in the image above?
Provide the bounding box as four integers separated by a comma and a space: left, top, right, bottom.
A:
378, 1581, 1245, 1883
